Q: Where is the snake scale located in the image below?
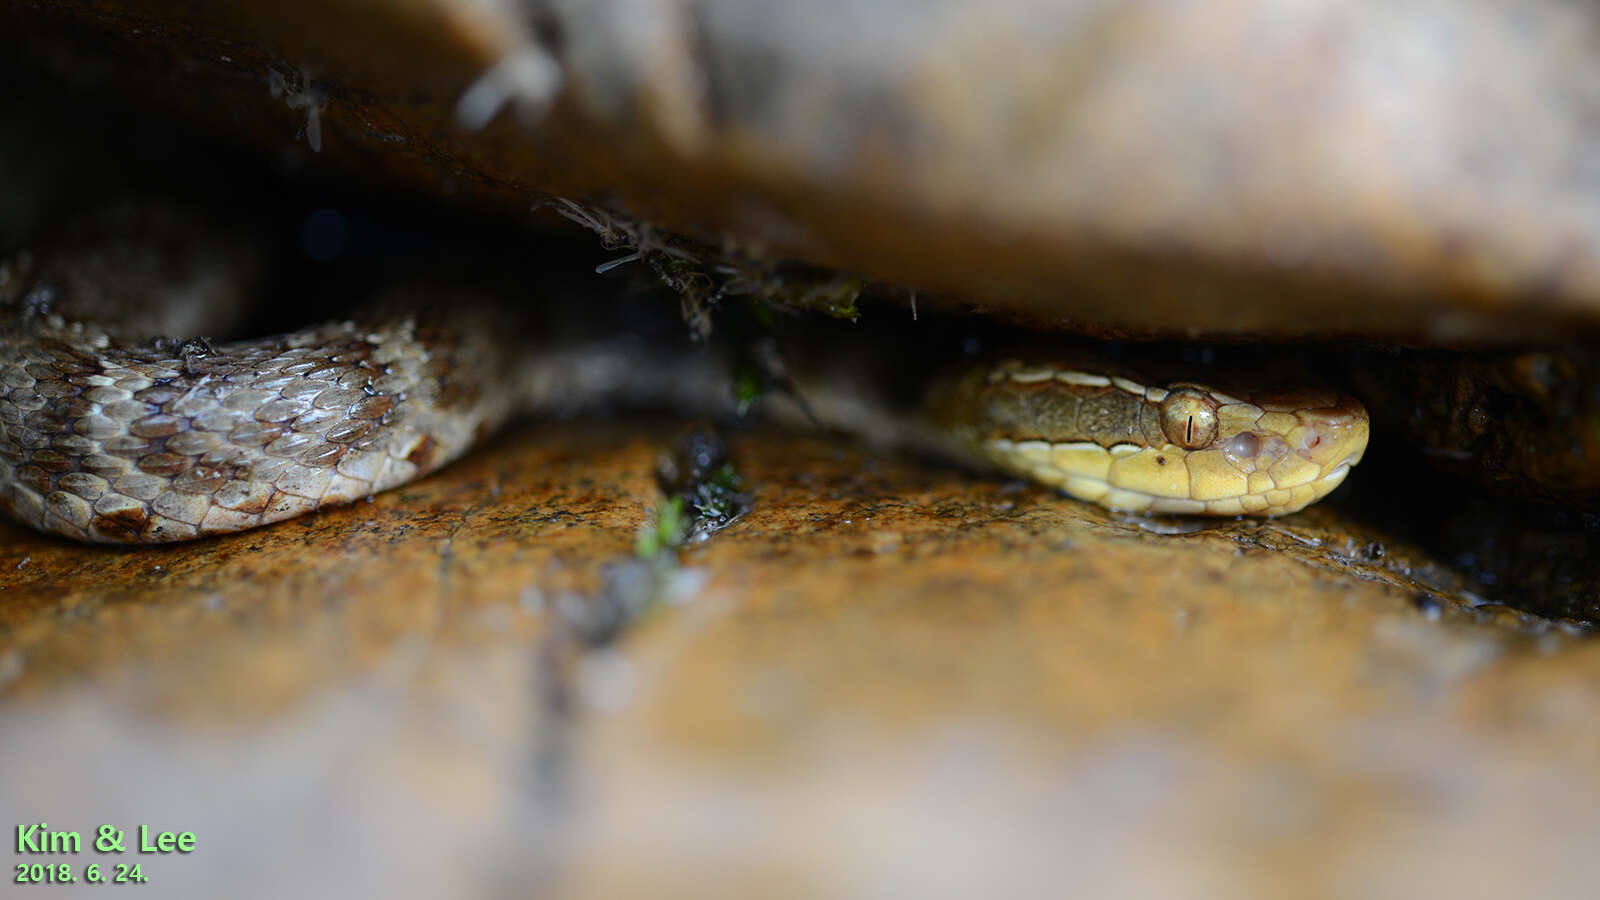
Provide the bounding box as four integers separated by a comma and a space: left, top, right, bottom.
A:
0, 207, 1369, 544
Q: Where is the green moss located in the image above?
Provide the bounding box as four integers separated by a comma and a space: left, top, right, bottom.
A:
634, 495, 688, 560
733, 365, 765, 415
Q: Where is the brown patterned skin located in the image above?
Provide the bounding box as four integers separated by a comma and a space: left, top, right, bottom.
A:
1, 284, 517, 543
0, 205, 523, 542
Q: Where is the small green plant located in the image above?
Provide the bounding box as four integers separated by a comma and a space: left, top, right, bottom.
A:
634, 495, 688, 560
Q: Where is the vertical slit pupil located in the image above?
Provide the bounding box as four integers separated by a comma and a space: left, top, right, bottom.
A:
1186, 415, 1194, 444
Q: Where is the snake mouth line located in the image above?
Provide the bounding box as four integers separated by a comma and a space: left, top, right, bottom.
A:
984, 439, 1359, 517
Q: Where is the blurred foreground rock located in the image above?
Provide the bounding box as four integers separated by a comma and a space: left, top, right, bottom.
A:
8, 0, 1600, 340
3, 423, 1599, 898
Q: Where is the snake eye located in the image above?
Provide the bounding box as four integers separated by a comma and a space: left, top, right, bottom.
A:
1160, 388, 1220, 449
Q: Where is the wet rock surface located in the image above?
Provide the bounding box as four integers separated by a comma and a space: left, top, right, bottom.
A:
3, 423, 1600, 897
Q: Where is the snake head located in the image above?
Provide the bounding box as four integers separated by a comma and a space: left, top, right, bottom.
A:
940, 361, 1370, 517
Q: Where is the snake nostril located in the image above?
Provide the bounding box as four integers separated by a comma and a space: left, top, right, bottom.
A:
1293, 426, 1326, 454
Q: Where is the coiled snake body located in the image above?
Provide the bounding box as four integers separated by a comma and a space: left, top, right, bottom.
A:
0, 212, 1369, 544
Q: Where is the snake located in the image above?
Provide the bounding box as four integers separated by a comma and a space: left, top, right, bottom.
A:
0, 207, 1370, 544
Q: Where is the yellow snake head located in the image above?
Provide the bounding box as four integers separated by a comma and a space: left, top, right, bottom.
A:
934, 361, 1370, 517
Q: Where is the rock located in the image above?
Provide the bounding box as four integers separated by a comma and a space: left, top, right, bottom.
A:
9, 0, 1600, 340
